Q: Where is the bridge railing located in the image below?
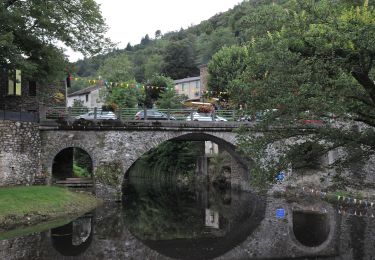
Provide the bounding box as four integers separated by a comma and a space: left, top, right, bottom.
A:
40, 107, 243, 122
0, 104, 39, 122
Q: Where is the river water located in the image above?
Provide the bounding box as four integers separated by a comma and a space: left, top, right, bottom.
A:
0, 178, 374, 259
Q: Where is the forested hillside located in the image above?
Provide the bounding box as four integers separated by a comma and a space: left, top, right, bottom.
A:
71, 0, 287, 89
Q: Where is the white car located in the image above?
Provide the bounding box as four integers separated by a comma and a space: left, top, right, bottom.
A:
75, 111, 117, 120
186, 112, 228, 122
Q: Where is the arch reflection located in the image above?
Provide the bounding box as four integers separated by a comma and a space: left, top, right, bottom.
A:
293, 210, 330, 247
51, 214, 93, 256
123, 180, 266, 260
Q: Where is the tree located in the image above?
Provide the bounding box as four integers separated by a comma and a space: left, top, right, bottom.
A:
162, 39, 199, 79
196, 27, 237, 64
125, 43, 133, 51
97, 53, 134, 83
145, 74, 175, 108
155, 30, 162, 39
105, 81, 143, 108
207, 45, 248, 94
144, 54, 164, 80
206, 0, 375, 183
0, 0, 112, 81
140, 34, 151, 46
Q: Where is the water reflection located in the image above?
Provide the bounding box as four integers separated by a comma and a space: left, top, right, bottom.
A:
123, 179, 266, 260
51, 213, 93, 256
0, 191, 374, 259
293, 211, 330, 247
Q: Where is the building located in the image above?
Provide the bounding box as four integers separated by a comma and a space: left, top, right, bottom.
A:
173, 64, 209, 100
174, 76, 201, 100
67, 85, 104, 108
0, 67, 65, 112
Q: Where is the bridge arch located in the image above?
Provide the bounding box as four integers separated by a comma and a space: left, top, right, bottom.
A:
42, 139, 96, 185
40, 128, 251, 200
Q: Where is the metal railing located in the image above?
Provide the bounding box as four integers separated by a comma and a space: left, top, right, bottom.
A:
0, 109, 39, 122
41, 107, 245, 122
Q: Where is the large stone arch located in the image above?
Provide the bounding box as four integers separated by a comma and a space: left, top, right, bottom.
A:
40, 129, 249, 200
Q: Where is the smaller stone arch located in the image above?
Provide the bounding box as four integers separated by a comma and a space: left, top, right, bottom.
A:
45, 142, 96, 183
48, 144, 95, 191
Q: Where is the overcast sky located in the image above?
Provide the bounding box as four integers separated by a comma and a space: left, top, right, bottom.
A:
66, 0, 241, 61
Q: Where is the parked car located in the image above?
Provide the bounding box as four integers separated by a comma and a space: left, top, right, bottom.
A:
134, 110, 176, 120
75, 111, 117, 120
186, 112, 228, 122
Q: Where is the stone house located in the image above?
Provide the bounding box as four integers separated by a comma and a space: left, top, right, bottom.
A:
173, 64, 209, 100
67, 85, 104, 109
0, 67, 66, 112
174, 76, 201, 100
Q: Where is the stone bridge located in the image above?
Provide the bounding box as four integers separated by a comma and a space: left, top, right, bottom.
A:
40, 121, 255, 200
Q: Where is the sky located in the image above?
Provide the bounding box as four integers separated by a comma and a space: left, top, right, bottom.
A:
66, 0, 241, 61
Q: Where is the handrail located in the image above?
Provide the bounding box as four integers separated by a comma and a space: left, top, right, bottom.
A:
41, 106, 246, 122
0, 109, 39, 123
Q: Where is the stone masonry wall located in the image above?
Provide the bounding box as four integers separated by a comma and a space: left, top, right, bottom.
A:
0, 121, 41, 186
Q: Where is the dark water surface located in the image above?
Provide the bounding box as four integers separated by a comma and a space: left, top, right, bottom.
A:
0, 180, 374, 259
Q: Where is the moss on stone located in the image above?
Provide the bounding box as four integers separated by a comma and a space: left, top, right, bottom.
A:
95, 162, 122, 187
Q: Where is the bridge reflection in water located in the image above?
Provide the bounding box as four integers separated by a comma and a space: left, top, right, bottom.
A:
0, 186, 373, 259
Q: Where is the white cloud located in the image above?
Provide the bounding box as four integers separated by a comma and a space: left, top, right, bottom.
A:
66, 0, 240, 61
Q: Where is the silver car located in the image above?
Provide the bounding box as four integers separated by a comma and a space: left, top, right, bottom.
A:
186, 112, 227, 122
75, 111, 117, 120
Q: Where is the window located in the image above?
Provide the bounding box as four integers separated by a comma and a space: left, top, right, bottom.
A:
7, 69, 22, 96
196, 81, 200, 89
29, 81, 36, 96
85, 94, 89, 102
182, 83, 186, 91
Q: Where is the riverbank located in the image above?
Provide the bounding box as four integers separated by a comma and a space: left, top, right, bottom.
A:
0, 186, 102, 232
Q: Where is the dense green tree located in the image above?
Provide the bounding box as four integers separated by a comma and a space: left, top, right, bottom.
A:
97, 53, 134, 82
155, 30, 162, 39
207, 45, 249, 94
105, 81, 143, 108
196, 28, 237, 64
140, 34, 151, 46
0, 0, 112, 81
229, 0, 375, 181
144, 54, 164, 80
143, 74, 173, 108
162, 39, 199, 79
125, 43, 133, 51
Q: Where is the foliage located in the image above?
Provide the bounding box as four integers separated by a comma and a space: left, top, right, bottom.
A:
97, 53, 134, 82
124, 183, 203, 240
136, 141, 202, 180
162, 38, 199, 79
156, 87, 184, 109
198, 0, 375, 185
208, 45, 248, 94
104, 80, 144, 108
145, 74, 182, 109
73, 163, 90, 178
95, 162, 122, 188
73, 148, 92, 177
0, 0, 112, 81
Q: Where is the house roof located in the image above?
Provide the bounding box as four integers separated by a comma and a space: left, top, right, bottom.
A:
174, 76, 200, 84
68, 85, 101, 97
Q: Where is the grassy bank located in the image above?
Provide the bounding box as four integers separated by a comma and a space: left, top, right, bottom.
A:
0, 186, 101, 232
